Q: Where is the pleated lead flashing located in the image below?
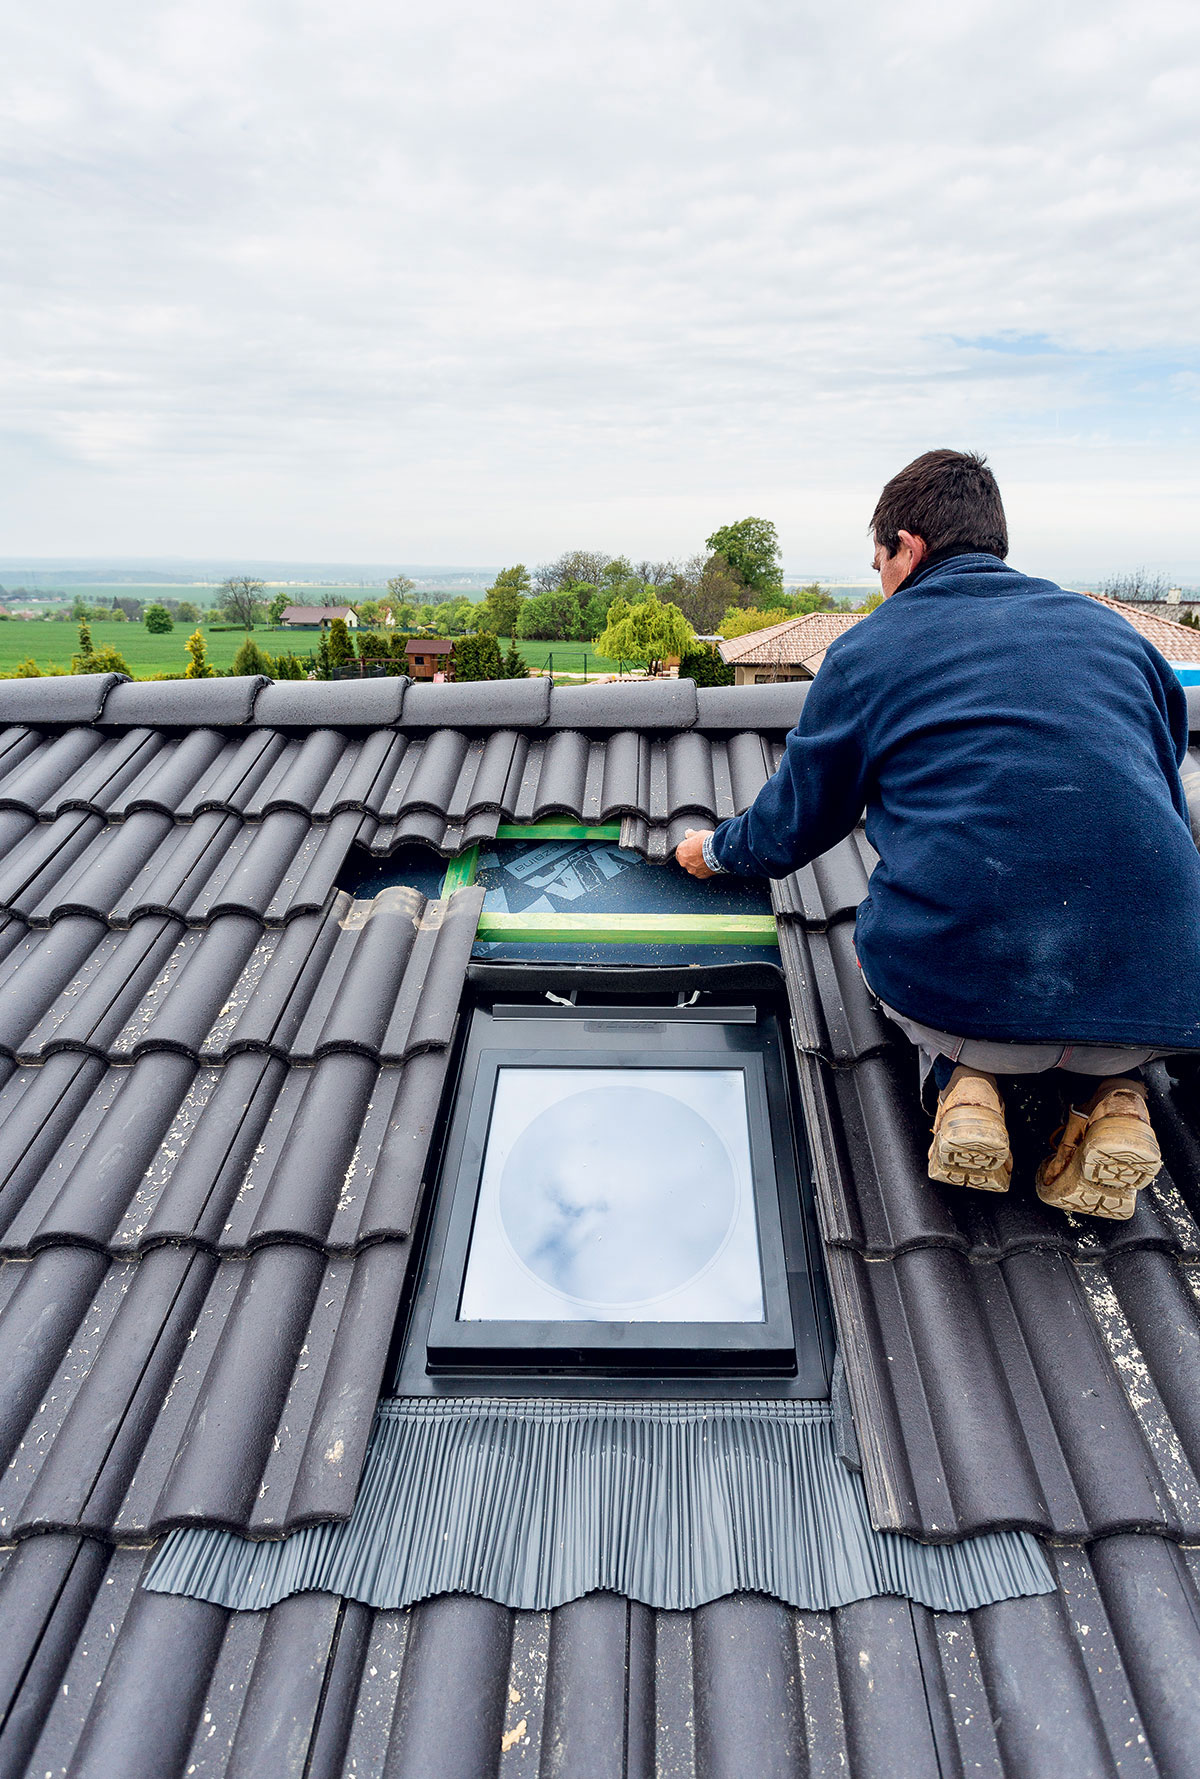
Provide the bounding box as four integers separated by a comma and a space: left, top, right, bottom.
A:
146, 1396, 1054, 1615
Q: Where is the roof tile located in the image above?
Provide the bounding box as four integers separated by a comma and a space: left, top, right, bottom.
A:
98, 677, 267, 729
253, 676, 409, 729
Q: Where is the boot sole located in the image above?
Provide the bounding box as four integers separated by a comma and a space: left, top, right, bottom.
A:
929, 1108, 1011, 1192
1080, 1115, 1161, 1194
1036, 1166, 1138, 1221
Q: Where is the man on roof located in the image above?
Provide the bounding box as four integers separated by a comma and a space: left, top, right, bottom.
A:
677, 449, 1200, 1220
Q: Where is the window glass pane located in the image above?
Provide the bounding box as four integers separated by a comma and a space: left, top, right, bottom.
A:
459, 1067, 765, 1324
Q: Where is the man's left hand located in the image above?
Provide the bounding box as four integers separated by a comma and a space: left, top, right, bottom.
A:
676, 829, 716, 878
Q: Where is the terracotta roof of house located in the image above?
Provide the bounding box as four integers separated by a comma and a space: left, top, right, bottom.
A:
1083, 591, 1200, 661
718, 610, 865, 670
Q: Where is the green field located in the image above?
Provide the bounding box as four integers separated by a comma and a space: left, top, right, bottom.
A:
0, 621, 628, 680
0, 620, 309, 677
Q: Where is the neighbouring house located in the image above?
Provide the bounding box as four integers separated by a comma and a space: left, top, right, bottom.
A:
405, 636, 456, 680
1084, 590, 1200, 662
718, 610, 865, 683
278, 604, 359, 629
0, 670, 1195, 1776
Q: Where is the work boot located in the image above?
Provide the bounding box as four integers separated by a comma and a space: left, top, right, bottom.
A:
1036, 1077, 1161, 1221
928, 1066, 1012, 1192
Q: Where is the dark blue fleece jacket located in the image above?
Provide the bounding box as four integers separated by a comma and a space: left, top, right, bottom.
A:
711, 552, 1200, 1047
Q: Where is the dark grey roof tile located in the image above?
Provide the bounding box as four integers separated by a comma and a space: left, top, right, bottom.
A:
547, 678, 698, 731
833, 1240, 1200, 1538
8, 1539, 1195, 1779
725, 729, 774, 809
42, 725, 163, 814
0, 1239, 413, 1542
777, 919, 894, 1063
103, 727, 228, 818
0, 915, 172, 1062
115, 1243, 412, 1536
597, 729, 643, 818
0, 724, 43, 787
97, 677, 267, 729
184, 728, 291, 817
772, 826, 877, 925
0, 673, 126, 727
0, 725, 106, 815
254, 676, 409, 729
289, 887, 479, 1062
400, 675, 551, 729
529, 727, 592, 815
665, 729, 718, 817
0, 1052, 196, 1255
0, 809, 106, 919
695, 681, 808, 732
314, 728, 406, 817
363, 807, 500, 856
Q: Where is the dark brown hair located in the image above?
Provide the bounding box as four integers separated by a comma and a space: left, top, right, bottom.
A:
870, 449, 1008, 559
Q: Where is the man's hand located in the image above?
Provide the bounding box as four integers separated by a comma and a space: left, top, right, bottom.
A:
676, 828, 716, 879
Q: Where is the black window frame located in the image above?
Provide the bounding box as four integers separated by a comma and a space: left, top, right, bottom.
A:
398, 996, 830, 1393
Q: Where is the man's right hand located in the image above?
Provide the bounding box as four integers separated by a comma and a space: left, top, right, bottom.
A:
676, 829, 717, 879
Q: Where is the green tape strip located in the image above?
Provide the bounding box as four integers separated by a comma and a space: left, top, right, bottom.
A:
476, 912, 779, 946
439, 845, 480, 896
495, 823, 623, 841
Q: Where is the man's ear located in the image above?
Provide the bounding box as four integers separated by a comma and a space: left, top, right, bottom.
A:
897, 530, 928, 568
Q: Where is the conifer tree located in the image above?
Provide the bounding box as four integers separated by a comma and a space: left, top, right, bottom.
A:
185, 629, 215, 678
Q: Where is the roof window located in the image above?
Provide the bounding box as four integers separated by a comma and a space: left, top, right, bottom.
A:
397, 987, 830, 1391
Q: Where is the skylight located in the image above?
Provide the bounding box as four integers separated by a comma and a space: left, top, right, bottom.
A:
458, 1065, 764, 1324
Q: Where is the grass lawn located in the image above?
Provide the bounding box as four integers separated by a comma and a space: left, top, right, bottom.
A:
0, 621, 629, 680
497, 638, 622, 676
0, 621, 315, 678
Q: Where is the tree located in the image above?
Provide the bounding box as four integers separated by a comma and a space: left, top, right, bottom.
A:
454, 631, 504, 681
705, 518, 784, 602
13, 659, 42, 678
111, 596, 144, 621
144, 604, 174, 634
72, 642, 131, 676
387, 574, 416, 603
855, 592, 884, 614
356, 600, 381, 626
595, 590, 694, 675
719, 607, 790, 640
174, 601, 201, 624
328, 618, 355, 667
273, 652, 307, 679
533, 550, 609, 593
219, 576, 265, 628
267, 590, 291, 625
670, 553, 748, 633
1097, 568, 1168, 601
785, 582, 835, 615
501, 639, 529, 679
231, 636, 275, 676
185, 629, 215, 678
678, 646, 735, 687
71, 622, 93, 671
71, 597, 91, 624
480, 565, 531, 637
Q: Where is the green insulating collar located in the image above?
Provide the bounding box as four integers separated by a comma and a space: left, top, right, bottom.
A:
146, 1398, 1054, 1616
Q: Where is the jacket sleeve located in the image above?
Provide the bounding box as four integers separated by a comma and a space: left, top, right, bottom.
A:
710, 655, 870, 876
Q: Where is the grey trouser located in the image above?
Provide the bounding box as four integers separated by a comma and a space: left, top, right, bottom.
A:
866, 980, 1165, 1089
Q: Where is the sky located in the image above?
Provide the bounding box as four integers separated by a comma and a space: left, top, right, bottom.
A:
3, 0, 1199, 581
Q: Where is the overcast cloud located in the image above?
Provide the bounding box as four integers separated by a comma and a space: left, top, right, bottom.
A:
2, 0, 1198, 578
